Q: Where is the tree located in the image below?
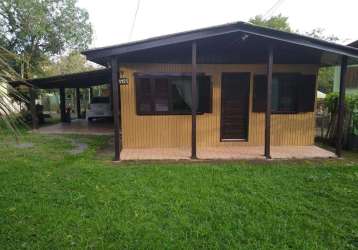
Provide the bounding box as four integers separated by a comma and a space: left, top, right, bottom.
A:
42, 51, 96, 76
0, 0, 93, 78
305, 28, 339, 43
249, 14, 291, 32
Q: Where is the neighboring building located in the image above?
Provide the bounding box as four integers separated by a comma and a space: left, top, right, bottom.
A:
334, 40, 358, 93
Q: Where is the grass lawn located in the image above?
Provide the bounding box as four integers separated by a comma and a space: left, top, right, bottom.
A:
1, 131, 358, 249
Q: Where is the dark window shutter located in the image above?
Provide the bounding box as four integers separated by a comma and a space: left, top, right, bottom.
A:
297, 75, 316, 112
198, 76, 212, 113
253, 75, 267, 112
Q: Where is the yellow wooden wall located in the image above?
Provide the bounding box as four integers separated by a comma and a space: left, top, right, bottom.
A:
119, 64, 319, 148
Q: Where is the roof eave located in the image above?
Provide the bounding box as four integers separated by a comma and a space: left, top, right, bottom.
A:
82, 22, 358, 63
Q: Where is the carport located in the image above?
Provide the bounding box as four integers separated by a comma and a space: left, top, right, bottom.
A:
11, 68, 118, 135
11, 67, 121, 160
11, 68, 113, 126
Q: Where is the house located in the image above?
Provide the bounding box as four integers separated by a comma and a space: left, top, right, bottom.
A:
333, 40, 358, 93
83, 22, 358, 159
81, 21, 358, 160
13, 21, 358, 160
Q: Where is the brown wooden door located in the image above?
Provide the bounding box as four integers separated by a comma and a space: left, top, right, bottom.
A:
221, 73, 250, 141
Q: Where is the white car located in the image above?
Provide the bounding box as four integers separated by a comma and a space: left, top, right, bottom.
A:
87, 96, 112, 121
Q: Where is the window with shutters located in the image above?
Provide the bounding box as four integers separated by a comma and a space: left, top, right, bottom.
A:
253, 73, 316, 113
135, 74, 212, 115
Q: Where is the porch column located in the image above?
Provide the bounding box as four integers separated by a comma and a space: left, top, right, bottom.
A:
191, 41, 198, 159
89, 87, 93, 100
336, 55, 347, 157
29, 87, 39, 129
265, 45, 274, 159
108, 82, 113, 110
111, 57, 121, 161
76, 88, 81, 119
59, 87, 66, 123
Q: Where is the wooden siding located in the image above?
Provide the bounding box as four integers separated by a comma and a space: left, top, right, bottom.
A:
120, 64, 319, 148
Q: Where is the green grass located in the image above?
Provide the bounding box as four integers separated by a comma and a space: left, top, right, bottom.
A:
1, 131, 358, 249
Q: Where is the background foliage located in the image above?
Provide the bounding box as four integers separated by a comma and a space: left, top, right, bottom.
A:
0, 0, 93, 78
42, 52, 96, 76
249, 14, 291, 32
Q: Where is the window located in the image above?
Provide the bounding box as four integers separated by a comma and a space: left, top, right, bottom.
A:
135, 74, 212, 115
253, 73, 316, 113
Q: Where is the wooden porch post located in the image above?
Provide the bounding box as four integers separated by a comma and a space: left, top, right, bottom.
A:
76, 88, 81, 119
336, 55, 347, 157
89, 87, 93, 100
265, 45, 274, 159
111, 57, 121, 161
29, 87, 39, 129
59, 87, 66, 123
191, 41, 197, 159
109, 82, 114, 111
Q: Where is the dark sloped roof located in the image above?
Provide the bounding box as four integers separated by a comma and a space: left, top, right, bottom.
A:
82, 21, 358, 65
10, 68, 111, 89
348, 40, 358, 48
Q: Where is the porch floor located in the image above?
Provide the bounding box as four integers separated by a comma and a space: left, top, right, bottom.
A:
34, 119, 114, 135
121, 145, 336, 160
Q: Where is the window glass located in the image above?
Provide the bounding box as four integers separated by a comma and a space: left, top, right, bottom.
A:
171, 77, 192, 112
279, 76, 297, 112
271, 77, 280, 111
154, 78, 169, 112
271, 74, 298, 112
137, 78, 152, 113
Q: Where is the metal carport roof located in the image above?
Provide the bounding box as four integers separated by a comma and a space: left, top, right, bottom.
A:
10, 68, 111, 89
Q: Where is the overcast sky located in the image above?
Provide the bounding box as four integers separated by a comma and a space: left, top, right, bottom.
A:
77, 0, 358, 49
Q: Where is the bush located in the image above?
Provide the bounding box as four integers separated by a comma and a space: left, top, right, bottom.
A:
324, 92, 358, 148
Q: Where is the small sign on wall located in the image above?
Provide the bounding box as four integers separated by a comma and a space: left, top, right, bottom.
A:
118, 78, 129, 85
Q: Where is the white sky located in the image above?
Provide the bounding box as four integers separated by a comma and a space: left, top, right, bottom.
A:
77, 0, 358, 49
